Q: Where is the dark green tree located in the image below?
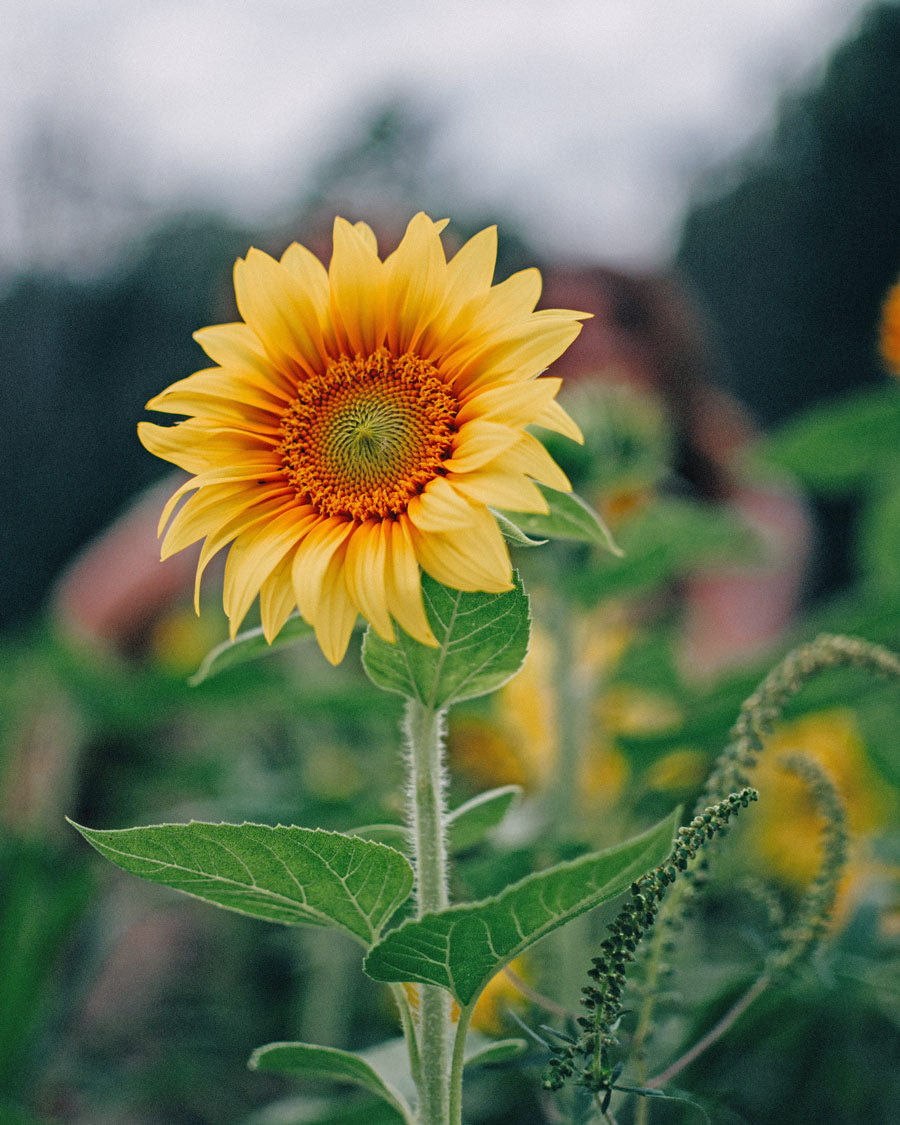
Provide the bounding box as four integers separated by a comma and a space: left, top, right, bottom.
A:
677, 2, 900, 426
0, 214, 252, 630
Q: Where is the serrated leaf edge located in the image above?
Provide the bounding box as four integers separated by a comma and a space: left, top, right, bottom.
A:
68, 818, 414, 945
363, 809, 678, 1004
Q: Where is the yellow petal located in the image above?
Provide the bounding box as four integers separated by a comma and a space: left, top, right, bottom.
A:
193, 496, 303, 612
311, 546, 359, 665
469, 268, 542, 331
386, 519, 437, 646
146, 367, 289, 416
533, 398, 584, 444
455, 378, 562, 429
138, 421, 217, 474
259, 553, 299, 642
280, 241, 340, 361
451, 318, 584, 393
234, 249, 328, 378
406, 477, 480, 533
192, 322, 286, 388
384, 213, 448, 354
352, 221, 379, 254
329, 217, 387, 357
146, 389, 281, 434
343, 520, 394, 642
291, 516, 355, 622
497, 432, 572, 492
161, 480, 285, 556
409, 506, 512, 593
280, 241, 330, 307
419, 226, 498, 356
437, 284, 587, 381
442, 420, 520, 473
445, 225, 497, 303
445, 468, 548, 513
223, 507, 316, 636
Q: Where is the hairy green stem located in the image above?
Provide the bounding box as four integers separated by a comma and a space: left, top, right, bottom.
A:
547, 594, 584, 829
391, 983, 424, 1102
449, 1003, 475, 1125
404, 698, 453, 1125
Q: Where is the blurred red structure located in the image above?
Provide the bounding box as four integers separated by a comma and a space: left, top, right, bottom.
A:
540, 264, 811, 675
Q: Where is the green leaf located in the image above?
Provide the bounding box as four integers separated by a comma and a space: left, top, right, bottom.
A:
447, 785, 522, 852
69, 820, 413, 946
190, 614, 314, 685
349, 824, 408, 849
755, 386, 900, 493
490, 509, 548, 546
363, 808, 679, 1006
498, 485, 623, 553
361, 572, 530, 708
248, 1032, 525, 1123
249, 1042, 413, 1123
349, 786, 521, 857
858, 471, 900, 593
464, 1036, 528, 1067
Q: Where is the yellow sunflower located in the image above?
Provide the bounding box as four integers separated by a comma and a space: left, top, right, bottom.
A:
139, 213, 587, 663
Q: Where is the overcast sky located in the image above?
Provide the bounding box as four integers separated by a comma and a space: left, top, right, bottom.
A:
2, 0, 874, 269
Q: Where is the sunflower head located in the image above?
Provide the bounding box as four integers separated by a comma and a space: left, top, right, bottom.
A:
139, 213, 588, 664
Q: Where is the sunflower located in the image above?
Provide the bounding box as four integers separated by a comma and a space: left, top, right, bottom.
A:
139, 213, 587, 663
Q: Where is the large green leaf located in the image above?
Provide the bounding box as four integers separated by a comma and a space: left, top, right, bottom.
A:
498, 485, 622, 553
249, 1042, 413, 1123
69, 821, 413, 946
363, 808, 679, 1006
361, 573, 530, 708
755, 386, 900, 493
189, 615, 314, 685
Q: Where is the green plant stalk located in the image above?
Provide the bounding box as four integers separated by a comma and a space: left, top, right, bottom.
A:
404, 698, 453, 1125
546, 591, 602, 1009
449, 1002, 475, 1125
547, 592, 583, 829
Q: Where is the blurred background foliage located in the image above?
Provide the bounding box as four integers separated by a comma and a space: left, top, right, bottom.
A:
2, 5, 900, 1123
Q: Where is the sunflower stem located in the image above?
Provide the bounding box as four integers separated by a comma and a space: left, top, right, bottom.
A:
547, 590, 584, 830
404, 698, 453, 1125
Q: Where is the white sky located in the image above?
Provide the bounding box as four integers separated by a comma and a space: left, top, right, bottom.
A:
1, 0, 873, 269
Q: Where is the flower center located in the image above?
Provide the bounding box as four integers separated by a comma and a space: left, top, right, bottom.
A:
279, 349, 458, 521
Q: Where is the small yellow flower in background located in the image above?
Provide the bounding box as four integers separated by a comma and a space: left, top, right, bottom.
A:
879, 276, 900, 375
449, 616, 640, 802
148, 604, 225, 675
645, 748, 709, 792
470, 957, 531, 1034
402, 958, 532, 1036
747, 709, 895, 920
139, 214, 587, 663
